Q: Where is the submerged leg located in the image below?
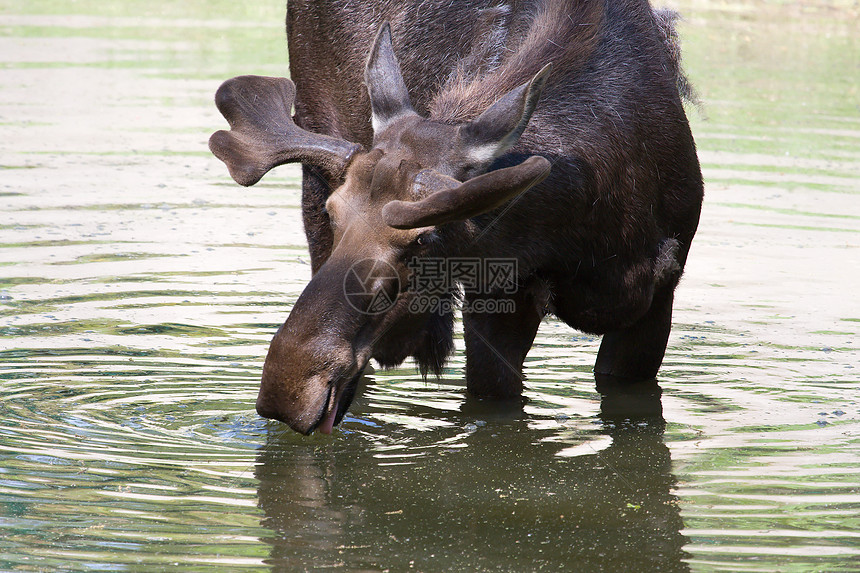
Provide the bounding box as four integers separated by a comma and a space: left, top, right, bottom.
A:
594, 283, 675, 380
463, 283, 548, 399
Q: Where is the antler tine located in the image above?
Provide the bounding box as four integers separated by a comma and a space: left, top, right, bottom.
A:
209, 75, 361, 186
382, 155, 551, 229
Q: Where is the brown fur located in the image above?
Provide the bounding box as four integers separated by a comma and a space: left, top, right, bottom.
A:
211, 0, 704, 433
430, 1, 603, 123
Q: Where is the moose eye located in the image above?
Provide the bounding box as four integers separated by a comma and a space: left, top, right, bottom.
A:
414, 232, 437, 247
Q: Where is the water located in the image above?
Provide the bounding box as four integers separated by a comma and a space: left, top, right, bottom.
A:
1, 1, 858, 570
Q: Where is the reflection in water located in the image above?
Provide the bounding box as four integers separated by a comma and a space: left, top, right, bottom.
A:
256, 380, 689, 572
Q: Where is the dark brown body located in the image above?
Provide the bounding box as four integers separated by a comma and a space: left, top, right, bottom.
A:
288, 0, 701, 269
211, 0, 703, 433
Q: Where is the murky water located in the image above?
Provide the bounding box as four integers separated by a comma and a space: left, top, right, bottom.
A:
1, 1, 858, 571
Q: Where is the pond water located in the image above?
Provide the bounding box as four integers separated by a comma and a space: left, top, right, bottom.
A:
1, 1, 858, 571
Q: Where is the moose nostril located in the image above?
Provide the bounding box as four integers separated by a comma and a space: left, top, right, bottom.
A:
255, 393, 282, 422
255, 402, 280, 422
255, 383, 290, 424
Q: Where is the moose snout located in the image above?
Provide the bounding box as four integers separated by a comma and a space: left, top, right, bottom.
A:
256, 365, 332, 434
256, 293, 362, 434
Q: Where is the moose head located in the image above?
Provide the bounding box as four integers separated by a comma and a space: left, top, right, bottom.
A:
210, 24, 551, 434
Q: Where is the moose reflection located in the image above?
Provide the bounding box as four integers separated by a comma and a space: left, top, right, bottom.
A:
255, 380, 689, 571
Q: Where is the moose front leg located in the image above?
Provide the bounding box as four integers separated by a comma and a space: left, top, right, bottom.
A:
462, 282, 548, 399
594, 282, 675, 381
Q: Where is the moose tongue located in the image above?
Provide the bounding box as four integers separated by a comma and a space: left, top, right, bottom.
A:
318, 401, 338, 434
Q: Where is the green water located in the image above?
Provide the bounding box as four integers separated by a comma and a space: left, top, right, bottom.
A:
1, 1, 858, 571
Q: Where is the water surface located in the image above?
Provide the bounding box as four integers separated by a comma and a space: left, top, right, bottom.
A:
1, 1, 858, 571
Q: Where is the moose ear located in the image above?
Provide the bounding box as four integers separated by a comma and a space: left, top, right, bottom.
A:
209, 75, 361, 186
459, 63, 552, 164
365, 22, 416, 134
382, 155, 551, 229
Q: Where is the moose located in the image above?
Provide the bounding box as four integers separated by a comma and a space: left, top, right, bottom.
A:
210, 0, 703, 435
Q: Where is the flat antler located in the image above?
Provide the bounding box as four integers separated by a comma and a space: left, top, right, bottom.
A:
382, 155, 551, 229
209, 75, 361, 186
